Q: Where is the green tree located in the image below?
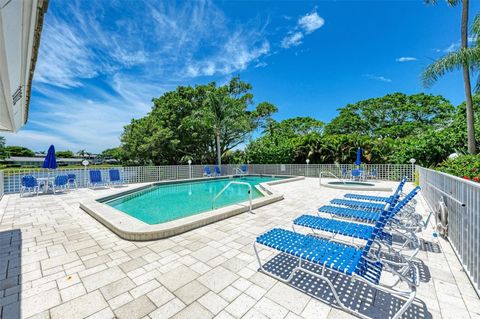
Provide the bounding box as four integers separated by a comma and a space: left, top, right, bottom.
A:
423, 0, 479, 154
324, 93, 454, 139
99, 147, 122, 160
0, 136, 7, 159
205, 88, 231, 166
5, 146, 35, 157
55, 150, 74, 158
120, 77, 276, 165
246, 117, 324, 164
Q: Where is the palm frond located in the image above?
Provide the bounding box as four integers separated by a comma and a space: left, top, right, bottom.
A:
473, 14, 480, 39
422, 47, 480, 87
424, 0, 460, 6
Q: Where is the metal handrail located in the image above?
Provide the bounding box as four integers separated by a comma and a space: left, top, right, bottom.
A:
234, 167, 244, 175
319, 171, 346, 187
212, 181, 253, 213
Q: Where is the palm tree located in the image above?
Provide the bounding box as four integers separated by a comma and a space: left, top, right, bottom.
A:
423, 0, 479, 154
205, 89, 231, 166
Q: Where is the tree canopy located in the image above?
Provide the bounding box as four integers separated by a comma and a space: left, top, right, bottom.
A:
55, 151, 74, 158
0, 137, 7, 159
114, 88, 479, 167
120, 76, 277, 165
5, 146, 35, 157
324, 93, 454, 139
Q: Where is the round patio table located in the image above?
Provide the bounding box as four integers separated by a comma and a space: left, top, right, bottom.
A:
37, 177, 54, 194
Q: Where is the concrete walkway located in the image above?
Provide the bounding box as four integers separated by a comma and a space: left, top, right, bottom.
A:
0, 178, 478, 319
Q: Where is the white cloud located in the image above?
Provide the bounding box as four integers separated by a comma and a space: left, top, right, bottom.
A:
281, 32, 303, 48
364, 74, 392, 83
184, 33, 270, 77
2, 75, 164, 152
396, 57, 417, 62
280, 9, 324, 49
255, 61, 267, 68
298, 12, 325, 33
34, 16, 98, 88
438, 36, 477, 53
10, 0, 275, 152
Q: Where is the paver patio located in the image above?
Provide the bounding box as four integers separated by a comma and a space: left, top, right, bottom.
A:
0, 178, 479, 319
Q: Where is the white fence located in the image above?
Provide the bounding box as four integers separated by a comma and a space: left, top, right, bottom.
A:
1, 163, 413, 194
418, 166, 480, 294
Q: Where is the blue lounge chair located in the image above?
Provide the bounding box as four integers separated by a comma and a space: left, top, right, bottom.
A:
293, 187, 421, 245
89, 170, 107, 188
20, 175, 39, 197
254, 210, 418, 318
329, 198, 387, 212
344, 177, 407, 203
52, 175, 69, 194
319, 187, 421, 223
214, 165, 221, 176
67, 173, 77, 189
203, 166, 212, 177
109, 169, 126, 186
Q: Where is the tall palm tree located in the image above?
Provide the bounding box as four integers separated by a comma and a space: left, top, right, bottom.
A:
206, 90, 230, 166
423, 0, 479, 154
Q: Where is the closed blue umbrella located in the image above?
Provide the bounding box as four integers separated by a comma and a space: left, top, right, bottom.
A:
355, 147, 362, 166
42, 145, 58, 169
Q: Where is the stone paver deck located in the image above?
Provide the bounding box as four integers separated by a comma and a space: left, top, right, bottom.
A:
0, 178, 479, 319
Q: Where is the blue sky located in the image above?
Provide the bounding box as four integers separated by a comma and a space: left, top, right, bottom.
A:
2, 0, 479, 153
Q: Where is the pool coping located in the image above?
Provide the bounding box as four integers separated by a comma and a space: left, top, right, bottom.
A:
320, 180, 392, 191
79, 174, 303, 241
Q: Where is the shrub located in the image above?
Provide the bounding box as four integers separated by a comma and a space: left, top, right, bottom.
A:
436, 155, 480, 182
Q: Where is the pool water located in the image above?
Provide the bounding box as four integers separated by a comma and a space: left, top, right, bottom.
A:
104, 176, 285, 224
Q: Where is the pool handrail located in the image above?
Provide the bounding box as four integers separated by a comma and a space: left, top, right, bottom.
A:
234, 167, 245, 175
212, 181, 253, 213
319, 171, 346, 187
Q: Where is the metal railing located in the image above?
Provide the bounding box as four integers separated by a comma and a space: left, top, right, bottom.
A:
212, 181, 252, 213
1, 163, 413, 194
319, 171, 346, 186
418, 166, 480, 294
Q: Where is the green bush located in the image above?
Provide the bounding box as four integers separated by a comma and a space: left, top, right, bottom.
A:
436, 155, 480, 182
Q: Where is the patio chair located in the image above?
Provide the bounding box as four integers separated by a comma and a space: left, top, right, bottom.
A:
254, 210, 418, 319
341, 168, 349, 178
241, 164, 248, 174
344, 177, 407, 203
203, 166, 212, 177
293, 187, 421, 247
370, 169, 378, 179
109, 169, 126, 186
20, 175, 39, 197
320, 187, 421, 223
67, 174, 77, 189
214, 165, 221, 176
52, 175, 69, 194
89, 170, 108, 188
351, 169, 361, 180
329, 198, 388, 212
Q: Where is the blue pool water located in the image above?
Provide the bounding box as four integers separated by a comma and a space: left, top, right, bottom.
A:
104, 176, 285, 224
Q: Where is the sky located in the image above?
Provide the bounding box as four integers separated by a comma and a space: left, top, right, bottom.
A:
2, 0, 479, 153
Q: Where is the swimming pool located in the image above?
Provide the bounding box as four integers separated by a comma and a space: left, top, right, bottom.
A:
81, 175, 301, 240
103, 176, 285, 224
